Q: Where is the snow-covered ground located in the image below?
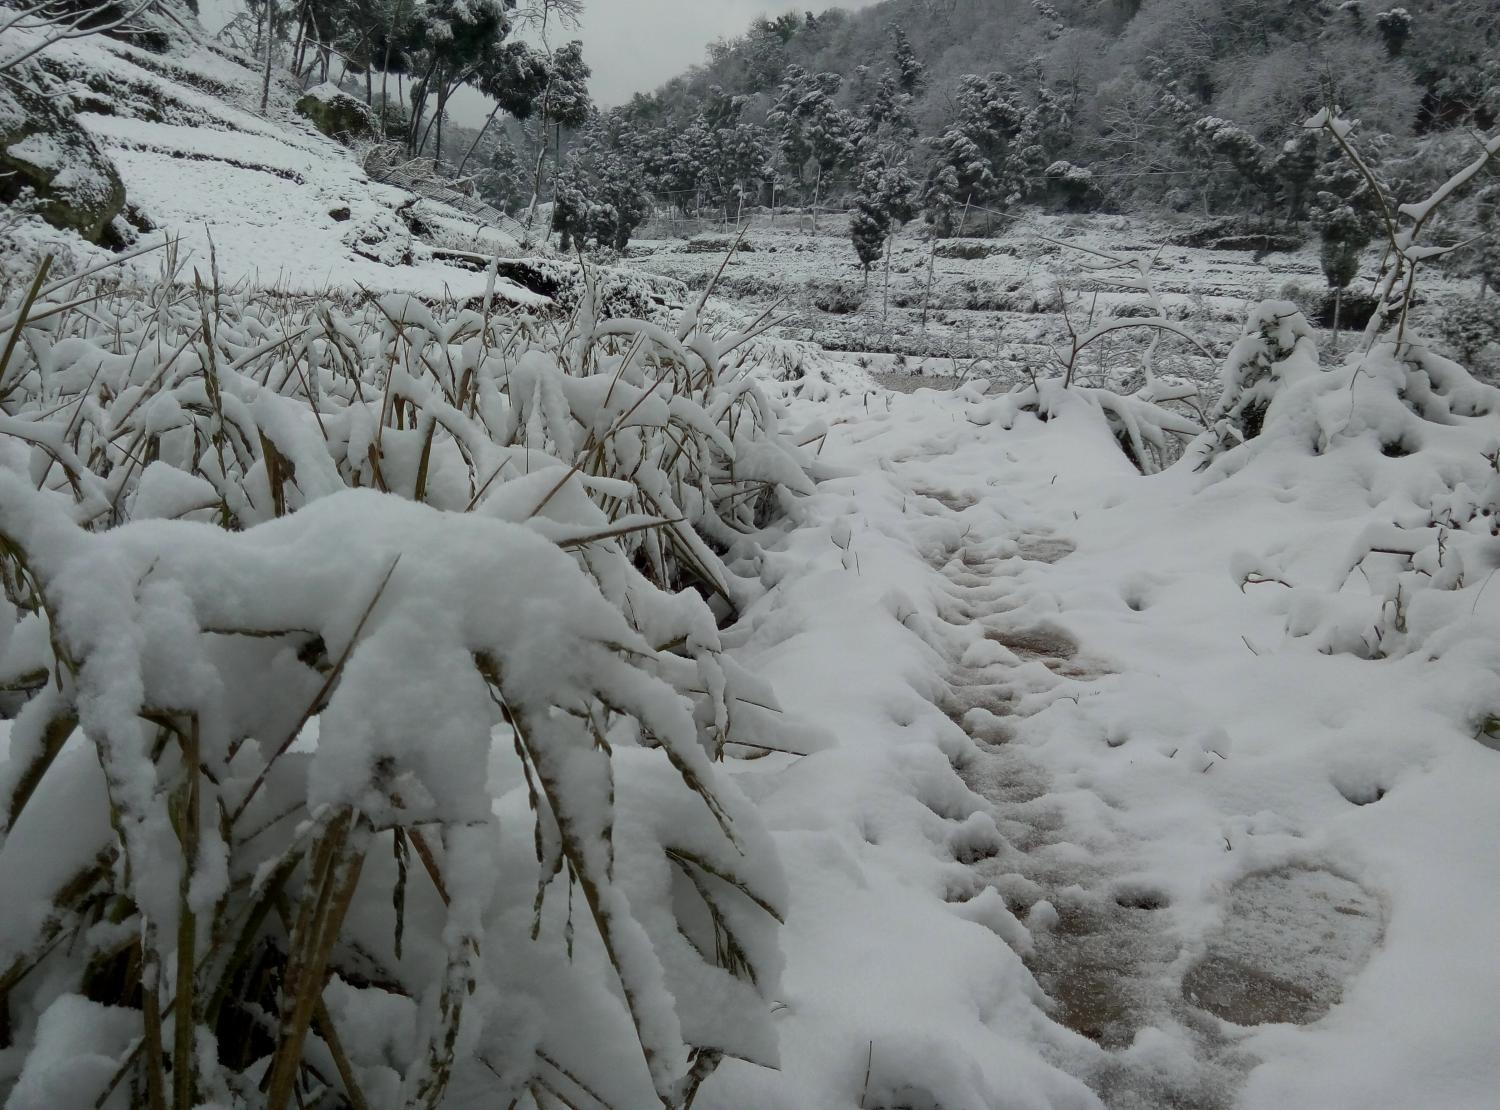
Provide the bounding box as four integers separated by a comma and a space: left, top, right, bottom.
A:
695, 344, 1500, 1108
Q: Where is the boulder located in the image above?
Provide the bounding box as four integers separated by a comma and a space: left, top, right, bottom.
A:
0, 78, 126, 244
295, 83, 374, 143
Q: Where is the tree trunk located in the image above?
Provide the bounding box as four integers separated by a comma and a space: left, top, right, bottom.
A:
259, 0, 275, 114
1331, 287, 1342, 356
407, 61, 438, 156
527, 113, 550, 227
457, 104, 502, 178
811, 165, 820, 235
291, 4, 307, 77
882, 231, 894, 321
920, 236, 936, 333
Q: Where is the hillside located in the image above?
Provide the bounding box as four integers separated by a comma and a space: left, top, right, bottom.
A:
615, 0, 1496, 224
0, 5, 551, 301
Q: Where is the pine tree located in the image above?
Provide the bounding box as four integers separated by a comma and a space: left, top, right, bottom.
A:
477, 138, 528, 213
850, 193, 887, 281
1315, 196, 1374, 338
851, 157, 915, 286
1439, 298, 1500, 362
921, 72, 1036, 233
767, 65, 853, 202
889, 24, 924, 95
1193, 116, 1280, 214
551, 117, 653, 252
867, 72, 914, 140
1374, 7, 1412, 57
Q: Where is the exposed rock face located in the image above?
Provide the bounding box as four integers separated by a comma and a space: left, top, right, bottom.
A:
295, 83, 374, 142
0, 77, 126, 244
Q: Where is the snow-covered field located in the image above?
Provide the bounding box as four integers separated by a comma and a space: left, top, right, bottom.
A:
632, 221, 1478, 394
3, 21, 1499, 1107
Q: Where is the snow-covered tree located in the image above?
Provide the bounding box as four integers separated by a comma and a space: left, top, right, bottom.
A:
921, 72, 1044, 233
1440, 297, 1500, 362
1374, 7, 1411, 57
527, 39, 593, 213
1273, 131, 1320, 221
553, 118, 653, 252
403, 0, 515, 162
766, 65, 855, 203
849, 156, 916, 282
476, 135, 529, 212
1192, 115, 1279, 213
888, 23, 924, 94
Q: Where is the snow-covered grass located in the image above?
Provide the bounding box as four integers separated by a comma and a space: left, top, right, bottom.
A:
0, 252, 828, 1107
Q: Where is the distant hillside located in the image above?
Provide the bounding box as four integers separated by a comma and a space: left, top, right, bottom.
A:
609, 0, 1496, 220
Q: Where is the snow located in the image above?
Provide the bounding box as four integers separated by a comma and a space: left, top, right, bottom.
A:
685, 328, 1500, 1107
2, 14, 1499, 1104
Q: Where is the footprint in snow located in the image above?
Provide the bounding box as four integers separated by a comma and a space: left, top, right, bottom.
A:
1183, 866, 1383, 1027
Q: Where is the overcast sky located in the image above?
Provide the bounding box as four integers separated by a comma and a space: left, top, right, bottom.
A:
576, 1, 883, 107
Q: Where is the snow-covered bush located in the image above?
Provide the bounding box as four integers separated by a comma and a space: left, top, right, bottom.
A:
808, 278, 865, 314
1196, 117, 1500, 676
1205, 334, 1500, 665
0, 250, 825, 1108
1211, 299, 1320, 440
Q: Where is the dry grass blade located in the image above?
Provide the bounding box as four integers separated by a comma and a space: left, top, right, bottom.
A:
4, 709, 77, 831
263, 810, 367, 1110
556, 516, 682, 551
0, 255, 53, 401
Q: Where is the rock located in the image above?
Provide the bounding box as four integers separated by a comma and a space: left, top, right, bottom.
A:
328, 205, 352, 222
295, 83, 374, 143
0, 77, 125, 245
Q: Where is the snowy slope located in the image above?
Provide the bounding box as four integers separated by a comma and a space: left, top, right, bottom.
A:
6, 20, 541, 301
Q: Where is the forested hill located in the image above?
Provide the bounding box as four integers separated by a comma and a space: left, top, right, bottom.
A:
595, 0, 1496, 224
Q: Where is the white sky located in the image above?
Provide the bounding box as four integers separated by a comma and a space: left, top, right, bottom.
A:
576, 0, 883, 107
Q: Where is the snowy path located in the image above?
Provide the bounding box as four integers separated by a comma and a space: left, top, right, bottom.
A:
721, 367, 1500, 1109
915, 476, 1378, 1108
864, 404, 1265, 1108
